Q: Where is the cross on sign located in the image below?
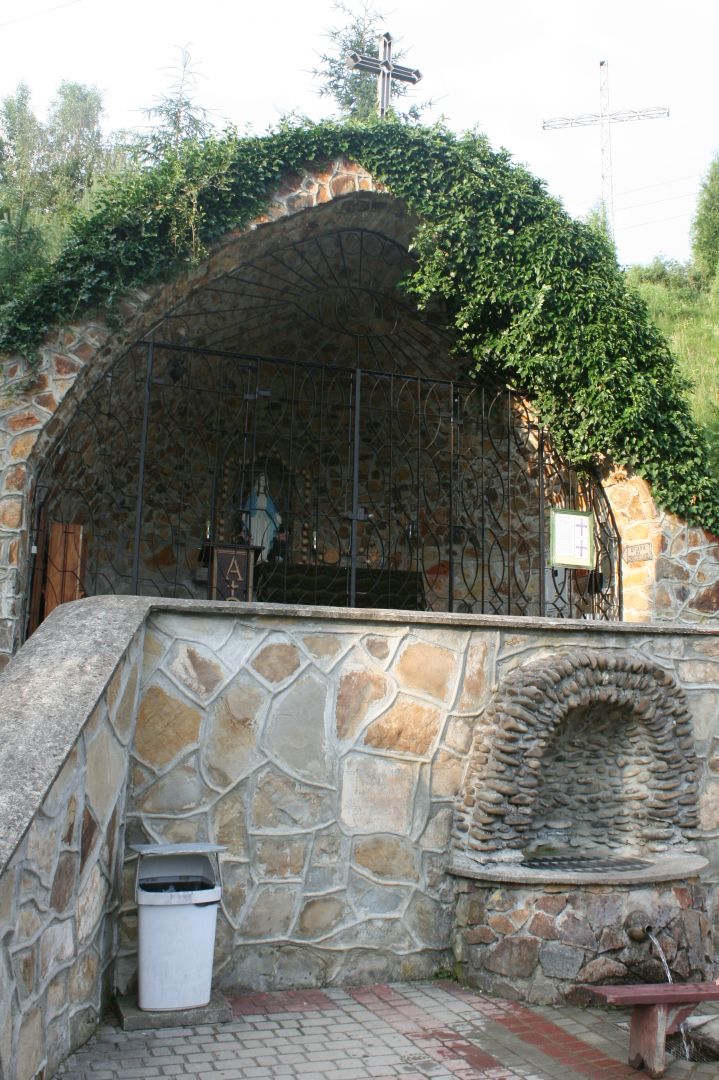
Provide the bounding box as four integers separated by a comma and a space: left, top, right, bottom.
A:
346, 33, 422, 119
574, 518, 589, 558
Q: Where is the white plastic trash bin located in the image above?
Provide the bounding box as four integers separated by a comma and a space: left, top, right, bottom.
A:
132, 842, 226, 1011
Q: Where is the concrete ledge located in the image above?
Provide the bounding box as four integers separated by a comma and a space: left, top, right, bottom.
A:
143, 597, 719, 636
0, 595, 150, 870
115, 992, 232, 1030
449, 852, 708, 885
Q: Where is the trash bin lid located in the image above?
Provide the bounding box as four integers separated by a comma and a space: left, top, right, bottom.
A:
130, 843, 227, 856
137, 879, 222, 906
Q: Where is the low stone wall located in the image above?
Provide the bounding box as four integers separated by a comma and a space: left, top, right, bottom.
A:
453, 876, 712, 1004
115, 608, 480, 992
0, 599, 145, 1080
453, 648, 699, 861
2, 597, 719, 1078
113, 605, 719, 995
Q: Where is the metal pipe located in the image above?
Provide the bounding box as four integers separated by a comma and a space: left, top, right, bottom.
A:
132, 341, 154, 595
538, 428, 546, 617
349, 367, 362, 608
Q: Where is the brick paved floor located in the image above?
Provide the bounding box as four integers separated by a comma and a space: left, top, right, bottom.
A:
54, 980, 719, 1080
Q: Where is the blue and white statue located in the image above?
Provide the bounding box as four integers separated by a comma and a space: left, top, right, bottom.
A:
243, 473, 282, 562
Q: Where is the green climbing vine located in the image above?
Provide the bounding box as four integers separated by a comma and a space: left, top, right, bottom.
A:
1, 119, 716, 531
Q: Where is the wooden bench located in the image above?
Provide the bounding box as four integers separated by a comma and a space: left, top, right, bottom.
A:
584, 983, 719, 1077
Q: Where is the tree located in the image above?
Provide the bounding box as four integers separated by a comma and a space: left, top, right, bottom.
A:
692, 155, 719, 282
0, 85, 44, 191
0, 84, 47, 277
583, 202, 616, 256
311, 1, 425, 121
0, 52, 220, 301
137, 47, 215, 162
45, 81, 106, 206
0, 80, 109, 297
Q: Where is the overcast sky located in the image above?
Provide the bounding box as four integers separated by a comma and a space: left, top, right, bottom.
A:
1, 0, 716, 267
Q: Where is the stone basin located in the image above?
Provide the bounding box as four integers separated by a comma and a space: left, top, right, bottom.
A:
450, 853, 712, 1004
449, 851, 708, 886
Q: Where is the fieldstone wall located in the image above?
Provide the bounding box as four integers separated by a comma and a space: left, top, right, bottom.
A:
0, 320, 113, 668
453, 648, 699, 861
605, 470, 719, 624
115, 609, 485, 992
0, 599, 144, 1080
453, 877, 712, 1004
111, 604, 719, 995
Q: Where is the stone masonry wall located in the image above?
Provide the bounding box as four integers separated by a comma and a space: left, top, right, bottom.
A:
604, 469, 719, 624
114, 607, 719, 995
115, 610, 487, 992
0, 602, 143, 1080
3, 598, 719, 1076
453, 648, 699, 861
453, 877, 712, 1004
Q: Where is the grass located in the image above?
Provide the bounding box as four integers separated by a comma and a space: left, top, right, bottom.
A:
627, 265, 719, 474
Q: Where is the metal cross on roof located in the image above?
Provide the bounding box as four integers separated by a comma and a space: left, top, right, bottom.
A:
346, 32, 422, 119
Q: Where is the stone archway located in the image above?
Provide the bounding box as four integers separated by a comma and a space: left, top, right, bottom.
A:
0, 158, 620, 663
453, 648, 699, 861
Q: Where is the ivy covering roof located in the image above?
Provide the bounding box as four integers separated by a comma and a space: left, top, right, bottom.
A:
1, 120, 716, 531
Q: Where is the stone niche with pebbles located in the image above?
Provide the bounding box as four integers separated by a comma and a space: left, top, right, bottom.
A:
449, 647, 712, 1002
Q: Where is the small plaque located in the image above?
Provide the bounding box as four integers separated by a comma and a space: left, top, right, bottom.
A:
210, 546, 254, 602
623, 541, 653, 564
550, 509, 594, 569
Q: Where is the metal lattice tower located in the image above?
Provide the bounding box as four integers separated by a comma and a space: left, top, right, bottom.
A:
599, 60, 613, 237
543, 60, 669, 237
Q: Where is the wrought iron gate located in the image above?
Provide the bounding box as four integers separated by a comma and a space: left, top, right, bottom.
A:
27, 341, 620, 632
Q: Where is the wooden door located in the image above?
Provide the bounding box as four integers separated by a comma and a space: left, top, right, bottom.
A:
28, 521, 87, 632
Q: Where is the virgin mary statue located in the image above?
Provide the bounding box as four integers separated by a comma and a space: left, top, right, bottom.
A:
243, 473, 282, 562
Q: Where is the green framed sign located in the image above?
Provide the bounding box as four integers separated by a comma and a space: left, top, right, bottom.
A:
550, 509, 594, 569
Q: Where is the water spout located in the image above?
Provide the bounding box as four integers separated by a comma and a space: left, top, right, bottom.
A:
645, 927, 672, 984
646, 927, 691, 1060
